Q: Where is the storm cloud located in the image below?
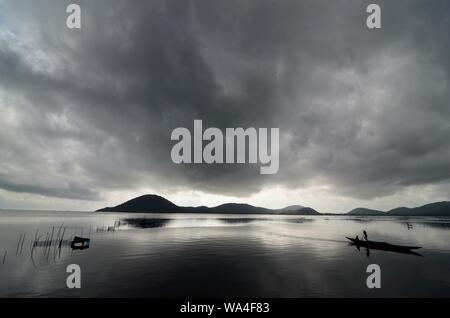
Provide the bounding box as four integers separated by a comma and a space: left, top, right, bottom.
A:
0, 0, 449, 210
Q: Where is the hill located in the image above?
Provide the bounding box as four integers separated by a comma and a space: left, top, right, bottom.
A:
96, 194, 181, 213
97, 194, 319, 215
347, 208, 384, 216
346, 202, 450, 216
97, 194, 450, 216
386, 201, 450, 216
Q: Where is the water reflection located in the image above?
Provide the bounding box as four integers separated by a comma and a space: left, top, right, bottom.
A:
419, 221, 450, 230
218, 217, 268, 224
122, 218, 170, 228
121, 216, 316, 227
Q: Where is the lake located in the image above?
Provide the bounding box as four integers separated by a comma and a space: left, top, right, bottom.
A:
0, 211, 449, 297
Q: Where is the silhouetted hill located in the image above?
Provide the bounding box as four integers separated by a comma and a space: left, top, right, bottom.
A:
278, 205, 305, 212
347, 208, 384, 216
208, 203, 273, 214
273, 205, 319, 215
386, 201, 450, 216
97, 194, 450, 216
346, 201, 450, 216
291, 207, 320, 215
96, 194, 319, 215
96, 194, 181, 213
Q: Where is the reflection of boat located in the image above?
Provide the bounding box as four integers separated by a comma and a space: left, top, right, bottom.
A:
346, 237, 422, 256
71, 236, 90, 250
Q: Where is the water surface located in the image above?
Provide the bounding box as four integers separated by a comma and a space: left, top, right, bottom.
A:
1, 210, 449, 297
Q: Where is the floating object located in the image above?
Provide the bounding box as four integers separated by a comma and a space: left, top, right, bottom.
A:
71, 236, 90, 250
346, 237, 422, 256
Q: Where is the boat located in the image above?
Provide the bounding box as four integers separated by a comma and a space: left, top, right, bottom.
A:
346, 237, 422, 256
71, 236, 91, 250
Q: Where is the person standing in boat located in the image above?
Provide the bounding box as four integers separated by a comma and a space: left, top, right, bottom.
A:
363, 230, 368, 241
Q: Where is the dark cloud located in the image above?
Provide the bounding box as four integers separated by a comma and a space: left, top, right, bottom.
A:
0, 0, 449, 206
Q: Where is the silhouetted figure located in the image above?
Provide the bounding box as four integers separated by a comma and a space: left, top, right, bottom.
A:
363, 230, 368, 241
355, 235, 360, 242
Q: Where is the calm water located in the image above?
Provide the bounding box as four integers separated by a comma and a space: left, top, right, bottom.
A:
0, 210, 449, 297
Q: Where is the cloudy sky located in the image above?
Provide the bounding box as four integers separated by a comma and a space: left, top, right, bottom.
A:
0, 0, 449, 213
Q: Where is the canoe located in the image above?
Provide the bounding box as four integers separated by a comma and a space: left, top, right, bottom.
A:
346, 237, 421, 252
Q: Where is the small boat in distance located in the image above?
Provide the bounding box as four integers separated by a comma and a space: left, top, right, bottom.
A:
71, 236, 91, 250
346, 237, 422, 256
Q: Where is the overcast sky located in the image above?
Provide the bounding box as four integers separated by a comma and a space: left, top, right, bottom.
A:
0, 0, 449, 213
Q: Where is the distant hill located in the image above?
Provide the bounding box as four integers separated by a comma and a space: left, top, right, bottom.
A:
96, 194, 181, 213
96, 194, 319, 215
386, 201, 450, 216
278, 205, 305, 212
289, 207, 320, 215
346, 201, 450, 216
207, 203, 273, 214
96, 194, 450, 216
347, 208, 384, 216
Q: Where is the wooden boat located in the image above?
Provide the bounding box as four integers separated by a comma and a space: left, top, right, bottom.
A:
71, 236, 90, 250
346, 237, 421, 250
346, 237, 422, 255
346, 237, 421, 251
